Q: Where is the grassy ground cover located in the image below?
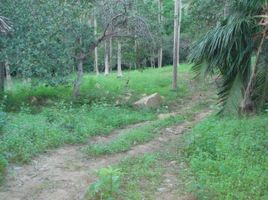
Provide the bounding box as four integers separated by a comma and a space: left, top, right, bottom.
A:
85, 115, 184, 156
85, 154, 164, 200
182, 115, 268, 200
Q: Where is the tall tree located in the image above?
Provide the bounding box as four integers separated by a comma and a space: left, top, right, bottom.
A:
109, 37, 113, 72
93, 13, 99, 75
5, 60, 12, 90
104, 40, 110, 75
117, 41, 123, 77
172, 0, 182, 90
158, 0, 163, 68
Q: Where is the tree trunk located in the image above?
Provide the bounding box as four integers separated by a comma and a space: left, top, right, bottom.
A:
104, 41, 109, 75
109, 37, 113, 71
150, 52, 155, 68
259, 39, 268, 110
241, 31, 266, 113
94, 15, 99, 75
158, 48, 163, 68
0, 62, 4, 99
117, 41, 123, 77
73, 53, 84, 98
172, 0, 181, 90
223, 1, 230, 19
5, 60, 12, 90
158, 0, 163, 68
134, 39, 138, 69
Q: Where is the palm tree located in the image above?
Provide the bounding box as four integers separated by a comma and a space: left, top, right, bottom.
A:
189, 0, 268, 115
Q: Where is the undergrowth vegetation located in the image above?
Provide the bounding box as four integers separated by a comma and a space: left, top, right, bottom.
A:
183, 115, 268, 200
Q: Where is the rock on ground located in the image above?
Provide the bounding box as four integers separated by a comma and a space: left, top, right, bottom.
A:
133, 93, 162, 108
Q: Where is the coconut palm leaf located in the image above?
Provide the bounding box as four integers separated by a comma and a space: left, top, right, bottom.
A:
0, 16, 11, 34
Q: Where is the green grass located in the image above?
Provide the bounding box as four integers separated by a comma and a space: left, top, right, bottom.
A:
117, 154, 164, 200
83, 64, 192, 102
183, 115, 268, 200
86, 154, 163, 200
85, 116, 184, 156
4, 65, 192, 111
0, 104, 155, 164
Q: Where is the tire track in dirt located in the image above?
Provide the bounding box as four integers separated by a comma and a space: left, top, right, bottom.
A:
0, 110, 211, 200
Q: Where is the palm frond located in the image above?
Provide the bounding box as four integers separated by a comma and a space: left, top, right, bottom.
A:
189, 15, 256, 114
0, 16, 11, 34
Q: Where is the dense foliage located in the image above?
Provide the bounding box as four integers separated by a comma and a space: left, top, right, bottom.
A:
1, 0, 93, 85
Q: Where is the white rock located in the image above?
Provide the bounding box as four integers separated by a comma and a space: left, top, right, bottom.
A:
133, 93, 162, 108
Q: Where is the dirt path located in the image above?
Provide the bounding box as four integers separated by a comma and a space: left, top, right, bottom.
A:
0, 110, 211, 200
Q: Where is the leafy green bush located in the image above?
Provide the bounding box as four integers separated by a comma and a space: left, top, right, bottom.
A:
183, 115, 268, 200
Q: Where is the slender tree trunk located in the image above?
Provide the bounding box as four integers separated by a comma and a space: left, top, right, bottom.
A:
73, 52, 84, 98
158, 48, 163, 68
259, 39, 268, 110
109, 37, 113, 71
223, 1, 230, 19
94, 15, 99, 75
241, 6, 268, 113
158, 0, 163, 68
0, 62, 4, 99
241, 30, 267, 113
104, 41, 109, 75
177, 0, 182, 65
173, 0, 181, 90
150, 52, 155, 68
117, 41, 123, 77
134, 39, 138, 69
5, 60, 12, 90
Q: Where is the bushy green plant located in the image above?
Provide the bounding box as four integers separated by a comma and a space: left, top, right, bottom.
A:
87, 167, 122, 200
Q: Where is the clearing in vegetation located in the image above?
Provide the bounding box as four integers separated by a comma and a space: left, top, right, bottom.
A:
0, 66, 267, 200
1, 0, 268, 199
